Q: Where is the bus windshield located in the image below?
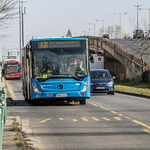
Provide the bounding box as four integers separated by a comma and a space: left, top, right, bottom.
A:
32, 48, 88, 80
5, 65, 21, 74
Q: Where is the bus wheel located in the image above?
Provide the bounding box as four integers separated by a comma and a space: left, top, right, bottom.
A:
80, 99, 86, 105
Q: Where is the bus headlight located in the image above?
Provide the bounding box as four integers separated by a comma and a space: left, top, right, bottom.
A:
32, 83, 42, 93
81, 81, 89, 91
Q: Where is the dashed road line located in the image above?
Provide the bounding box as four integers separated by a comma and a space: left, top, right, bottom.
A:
118, 114, 124, 116
102, 117, 110, 121
92, 117, 100, 121
101, 107, 110, 111
114, 117, 122, 121
72, 119, 78, 122
111, 111, 118, 114
59, 118, 64, 120
40, 118, 52, 123
81, 117, 89, 121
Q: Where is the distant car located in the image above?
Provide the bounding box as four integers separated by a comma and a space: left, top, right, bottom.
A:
90, 69, 115, 95
133, 30, 144, 39
103, 34, 109, 39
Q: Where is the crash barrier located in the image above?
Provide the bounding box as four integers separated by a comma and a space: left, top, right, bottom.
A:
0, 87, 7, 150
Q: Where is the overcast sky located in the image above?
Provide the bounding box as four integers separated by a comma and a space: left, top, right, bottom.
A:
1, 0, 150, 51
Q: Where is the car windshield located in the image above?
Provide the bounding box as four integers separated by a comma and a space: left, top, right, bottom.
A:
90, 70, 112, 79
103, 34, 108, 37
32, 48, 88, 80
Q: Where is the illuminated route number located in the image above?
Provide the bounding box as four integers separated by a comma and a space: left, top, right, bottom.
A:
40, 42, 48, 48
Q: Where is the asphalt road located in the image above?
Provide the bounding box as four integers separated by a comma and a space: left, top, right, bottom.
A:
6, 79, 150, 150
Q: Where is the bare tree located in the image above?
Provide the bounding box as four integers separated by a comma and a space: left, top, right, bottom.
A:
128, 14, 148, 33
98, 27, 103, 37
0, 0, 18, 29
103, 25, 121, 38
140, 14, 148, 32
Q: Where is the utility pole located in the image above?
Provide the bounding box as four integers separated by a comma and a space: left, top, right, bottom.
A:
0, 0, 1, 87
19, 0, 22, 65
134, 5, 142, 30
21, 1, 26, 48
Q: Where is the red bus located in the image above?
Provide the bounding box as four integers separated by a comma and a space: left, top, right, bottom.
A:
4, 61, 21, 79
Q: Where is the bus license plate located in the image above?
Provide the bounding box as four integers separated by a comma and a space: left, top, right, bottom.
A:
55, 93, 68, 97
96, 87, 105, 89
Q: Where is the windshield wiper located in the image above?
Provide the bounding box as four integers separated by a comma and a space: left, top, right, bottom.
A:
72, 76, 83, 81
36, 78, 50, 82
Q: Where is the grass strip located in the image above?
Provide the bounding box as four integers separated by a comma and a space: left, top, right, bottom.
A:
115, 80, 150, 96
5, 83, 11, 98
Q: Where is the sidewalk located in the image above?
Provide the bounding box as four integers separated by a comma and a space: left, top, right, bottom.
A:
1, 81, 25, 150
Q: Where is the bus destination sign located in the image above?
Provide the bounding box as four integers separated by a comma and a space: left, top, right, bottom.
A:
38, 41, 81, 49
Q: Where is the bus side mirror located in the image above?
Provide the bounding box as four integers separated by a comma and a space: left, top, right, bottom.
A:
113, 76, 115, 79
90, 56, 94, 63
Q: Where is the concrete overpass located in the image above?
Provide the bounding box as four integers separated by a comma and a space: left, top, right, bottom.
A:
79, 36, 150, 80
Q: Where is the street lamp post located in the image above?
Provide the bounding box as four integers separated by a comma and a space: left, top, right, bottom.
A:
19, 0, 21, 65
96, 20, 104, 36
19, 1, 26, 66
139, 8, 150, 30
114, 13, 127, 38
134, 5, 142, 30
88, 23, 95, 36
0, 0, 1, 86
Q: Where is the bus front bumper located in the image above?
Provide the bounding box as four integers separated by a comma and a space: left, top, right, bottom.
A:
32, 91, 90, 100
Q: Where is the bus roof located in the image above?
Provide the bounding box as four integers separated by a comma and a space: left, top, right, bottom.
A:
30, 37, 88, 42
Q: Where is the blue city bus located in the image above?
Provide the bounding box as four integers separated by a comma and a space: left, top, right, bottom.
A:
22, 37, 90, 105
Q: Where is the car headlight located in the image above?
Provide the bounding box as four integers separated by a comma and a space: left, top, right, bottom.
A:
107, 81, 113, 86
81, 81, 89, 91
90, 83, 93, 85
32, 83, 42, 93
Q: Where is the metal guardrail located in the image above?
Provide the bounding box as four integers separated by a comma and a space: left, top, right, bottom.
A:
0, 87, 7, 150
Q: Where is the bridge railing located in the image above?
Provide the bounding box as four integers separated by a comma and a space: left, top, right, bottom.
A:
0, 87, 7, 150
102, 38, 150, 67
80, 36, 150, 70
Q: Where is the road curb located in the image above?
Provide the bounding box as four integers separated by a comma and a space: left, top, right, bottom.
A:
5, 81, 18, 101
115, 90, 150, 99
